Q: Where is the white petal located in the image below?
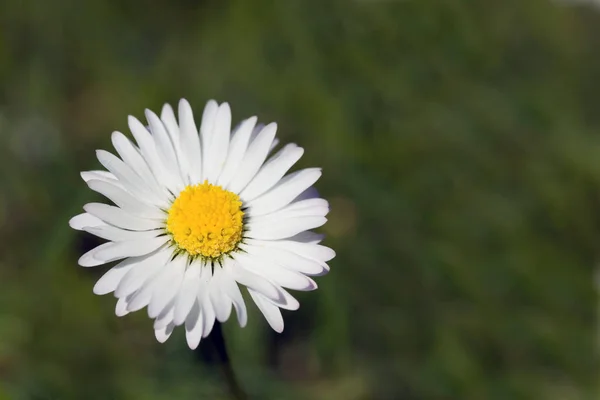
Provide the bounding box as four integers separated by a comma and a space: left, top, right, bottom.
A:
200, 100, 219, 173
264, 286, 299, 311
228, 259, 280, 300
161, 104, 191, 185
69, 213, 103, 231
210, 265, 233, 323
154, 323, 175, 343
95, 150, 144, 193
147, 255, 187, 318
185, 301, 203, 349
115, 248, 172, 298
227, 123, 277, 194
236, 248, 317, 291
284, 231, 325, 244
248, 289, 283, 333
146, 109, 185, 193
216, 116, 257, 187
160, 103, 179, 139
145, 110, 180, 169
240, 241, 329, 276
240, 144, 304, 202
115, 296, 130, 317
78, 242, 115, 267
246, 168, 322, 216
83, 225, 162, 242
84, 203, 164, 231
292, 186, 320, 202
230, 256, 299, 310
221, 258, 248, 327
176, 261, 212, 323
247, 216, 327, 240
246, 197, 327, 220
281, 198, 329, 213
128, 116, 177, 197
248, 239, 335, 263
200, 291, 216, 338
96, 150, 165, 207
204, 103, 231, 182
249, 123, 265, 143
164, 104, 192, 184
94, 236, 170, 263
86, 179, 165, 219
178, 99, 202, 184
111, 132, 165, 200
80, 170, 120, 186
127, 280, 157, 312
172, 262, 202, 325
248, 200, 329, 225
153, 302, 175, 330
269, 138, 280, 153
93, 257, 140, 295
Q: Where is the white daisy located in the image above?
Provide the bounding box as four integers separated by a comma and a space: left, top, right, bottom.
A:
69, 99, 334, 349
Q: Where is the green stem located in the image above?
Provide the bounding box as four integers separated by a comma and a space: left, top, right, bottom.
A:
211, 322, 248, 400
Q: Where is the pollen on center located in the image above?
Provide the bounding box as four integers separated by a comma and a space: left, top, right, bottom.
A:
166, 181, 244, 259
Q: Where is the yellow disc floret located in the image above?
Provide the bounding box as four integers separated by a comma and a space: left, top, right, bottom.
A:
166, 181, 244, 259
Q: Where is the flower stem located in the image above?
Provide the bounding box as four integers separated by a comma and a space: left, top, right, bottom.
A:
210, 322, 248, 400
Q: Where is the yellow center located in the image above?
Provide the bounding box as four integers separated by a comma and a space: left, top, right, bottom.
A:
166, 181, 244, 259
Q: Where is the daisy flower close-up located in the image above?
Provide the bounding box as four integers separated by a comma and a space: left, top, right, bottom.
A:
69, 99, 334, 349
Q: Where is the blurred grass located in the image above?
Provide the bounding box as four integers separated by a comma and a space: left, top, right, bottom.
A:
0, 0, 597, 399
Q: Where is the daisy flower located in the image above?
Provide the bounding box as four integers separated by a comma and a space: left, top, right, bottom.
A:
69, 99, 334, 349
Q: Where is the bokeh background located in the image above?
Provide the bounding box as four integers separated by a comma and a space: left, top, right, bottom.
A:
0, 0, 597, 399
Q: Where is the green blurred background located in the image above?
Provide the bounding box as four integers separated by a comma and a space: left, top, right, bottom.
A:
0, 0, 597, 399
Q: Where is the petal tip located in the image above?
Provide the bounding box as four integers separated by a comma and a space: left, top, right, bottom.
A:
68, 215, 82, 230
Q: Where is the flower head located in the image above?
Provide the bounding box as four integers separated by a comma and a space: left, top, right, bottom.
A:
69, 99, 334, 348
